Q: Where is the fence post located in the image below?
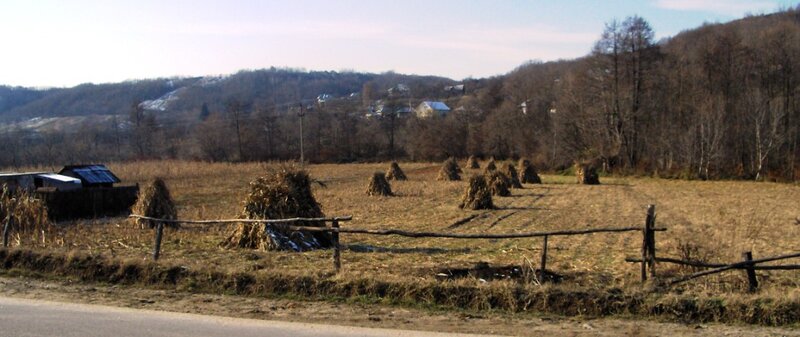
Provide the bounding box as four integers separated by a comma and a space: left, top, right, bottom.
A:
332, 220, 341, 273
2, 217, 10, 248
641, 205, 654, 282
3, 203, 15, 248
647, 204, 656, 279
742, 251, 758, 292
153, 221, 164, 261
540, 235, 548, 276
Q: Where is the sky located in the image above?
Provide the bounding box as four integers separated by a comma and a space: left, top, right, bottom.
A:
0, 0, 797, 88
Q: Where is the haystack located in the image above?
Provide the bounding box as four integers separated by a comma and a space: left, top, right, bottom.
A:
575, 161, 600, 185
367, 172, 393, 196
437, 158, 462, 181
223, 167, 331, 251
484, 158, 497, 171
385, 162, 407, 181
466, 155, 480, 169
502, 163, 523, 188
486, 171, 512, 196
0, 185, 52, 245
459, 175, 493, 210
131, 178, 178, 229
518, 159, 542, 184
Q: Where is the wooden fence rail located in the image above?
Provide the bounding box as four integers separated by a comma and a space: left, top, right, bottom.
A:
128, 215, 353, 260
128, 215, 354, 224
624, 256, 800, 270
128, 214, 662, 238
269, 224, 665, 238
666, 252, 800, 288
628, 252, 800, 291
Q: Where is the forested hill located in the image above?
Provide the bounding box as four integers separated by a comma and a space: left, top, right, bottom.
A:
0, 86, 52, 116
2, 8, 799, 181
0, 69, 456, 122
479, 9, 800, 180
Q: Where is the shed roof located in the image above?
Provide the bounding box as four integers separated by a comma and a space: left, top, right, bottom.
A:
37, 173, 82, 184
0, 172, 47, 178
59, 165, 121, 184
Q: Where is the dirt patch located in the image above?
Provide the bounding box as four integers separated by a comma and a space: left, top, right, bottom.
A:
435, 262, 563, 283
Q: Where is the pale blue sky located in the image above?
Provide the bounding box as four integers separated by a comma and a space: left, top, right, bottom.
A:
0, 0, 796, 88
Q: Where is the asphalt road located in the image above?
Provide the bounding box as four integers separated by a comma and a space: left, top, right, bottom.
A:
0, 297, 492, 337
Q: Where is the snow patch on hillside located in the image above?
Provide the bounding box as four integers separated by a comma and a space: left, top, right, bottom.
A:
140, 88, 182, 111
198, 75, 229, 87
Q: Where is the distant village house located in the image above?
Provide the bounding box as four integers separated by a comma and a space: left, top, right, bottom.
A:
415, 101, 451, 118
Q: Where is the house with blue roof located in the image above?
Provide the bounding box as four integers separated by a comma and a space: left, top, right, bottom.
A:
415, 101, 451, 118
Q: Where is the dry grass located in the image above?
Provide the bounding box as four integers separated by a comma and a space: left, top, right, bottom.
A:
0, 186, 53, 247
2, 160, 800, 318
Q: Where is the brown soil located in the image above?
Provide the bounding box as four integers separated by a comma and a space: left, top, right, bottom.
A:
1, 275, 797, 337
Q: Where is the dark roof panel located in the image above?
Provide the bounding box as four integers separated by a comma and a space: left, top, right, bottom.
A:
60, 165, 121, 184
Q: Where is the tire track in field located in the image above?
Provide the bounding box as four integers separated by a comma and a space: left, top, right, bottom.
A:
509, 185, 555, 229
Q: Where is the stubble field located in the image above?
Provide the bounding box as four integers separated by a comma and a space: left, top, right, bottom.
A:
4, 160, 800, 322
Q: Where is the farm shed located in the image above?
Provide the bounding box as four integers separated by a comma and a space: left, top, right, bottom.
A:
58, 164, 121, 188
0, 172, 41, 191
2, 166, 137, 220
34, 173, 82, 191
0, 172, 81, 191
35, 185, 139, 221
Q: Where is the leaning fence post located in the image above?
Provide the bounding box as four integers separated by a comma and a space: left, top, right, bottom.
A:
3, 203, 15, 248
2, 217, 10, 248
647, 204, 656, 279
742, 251, 758, 292
332, 220, 341, 273
641, 206, 650, 282
540, 235, 549, 277
153, 221, 164, 261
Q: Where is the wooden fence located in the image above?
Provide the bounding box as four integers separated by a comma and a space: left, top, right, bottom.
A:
7, 201, 796, 291
626, 251, 800, 292
129, 204, 666, 280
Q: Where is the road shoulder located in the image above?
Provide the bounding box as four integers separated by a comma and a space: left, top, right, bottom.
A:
0, 275, 796, 336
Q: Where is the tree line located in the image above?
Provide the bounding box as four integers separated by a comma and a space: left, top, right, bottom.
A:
1, 9, 798, 181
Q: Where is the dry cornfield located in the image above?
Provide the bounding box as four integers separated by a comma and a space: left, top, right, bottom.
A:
4, 160, 800, 297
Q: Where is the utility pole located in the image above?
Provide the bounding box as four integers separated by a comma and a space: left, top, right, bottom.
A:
550, 107, 558, 165
298, 103, 306, 166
